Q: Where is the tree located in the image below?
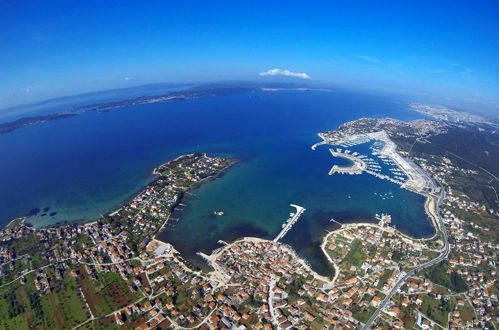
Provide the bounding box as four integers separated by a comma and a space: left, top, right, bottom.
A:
450, 272, 468, 293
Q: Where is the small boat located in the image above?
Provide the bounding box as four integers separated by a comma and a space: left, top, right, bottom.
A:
213, 210, 225, 216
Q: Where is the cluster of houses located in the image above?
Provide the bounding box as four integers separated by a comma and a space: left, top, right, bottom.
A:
415, 155, 498, 327
443, 210, 497, 326
0, 153, 231, 274
1, 148, 496, 329
321, 117, 447, 144
0, 154, 237, 328
416, 156, 497, 217
110, 153, 233, 249
326, 224, 434, 287
0, 223, 32, 243
110, 254, 223, 329
213, 239, 359, 329
324, 224, 443, 328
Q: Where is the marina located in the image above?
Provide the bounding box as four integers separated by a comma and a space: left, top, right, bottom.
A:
316, 130, 438, 194
375, 212, 392, 227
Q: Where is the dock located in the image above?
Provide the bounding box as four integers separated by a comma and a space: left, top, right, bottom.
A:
274, 204, 306, 242
311, 140, 326, 150
328, 149, 367, 175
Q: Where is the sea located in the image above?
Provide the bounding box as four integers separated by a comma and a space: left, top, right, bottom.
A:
0, 87, 434, 275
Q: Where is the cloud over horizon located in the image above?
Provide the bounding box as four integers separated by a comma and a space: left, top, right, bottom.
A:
356, 55, 381, 64
428, 69, 449, 74
259, 68, 311, 79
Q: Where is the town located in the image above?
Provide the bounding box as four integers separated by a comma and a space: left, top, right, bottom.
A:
0, 115, 497, 329
0, 153, 235, 329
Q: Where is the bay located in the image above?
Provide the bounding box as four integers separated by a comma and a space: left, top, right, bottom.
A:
0, 88, 434, 274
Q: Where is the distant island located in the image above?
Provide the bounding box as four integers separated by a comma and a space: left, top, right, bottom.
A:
0, 82, 317, 135
75, 86, 255, 112
0, 112, 77, 134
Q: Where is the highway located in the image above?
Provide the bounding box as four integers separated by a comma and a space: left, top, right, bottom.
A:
361, 186, 449, 329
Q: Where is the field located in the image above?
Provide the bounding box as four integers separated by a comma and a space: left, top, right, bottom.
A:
420, 295, 454, 327
0, 271, 89, 329
340, 239, 366, 268
78, 267, 142, 317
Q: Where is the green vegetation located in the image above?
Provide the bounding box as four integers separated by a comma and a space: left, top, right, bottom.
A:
451, 207, 499, 243
423, 262, 468, 293
340, 239, 366, 268
0, 154, 238, 329
377, 269, 393, 289
5, 218, 24, 229
0, 272, 88, 329
351, 304, 375, 323
457, 301, 476, 323
409, 125, 499, 214
420, 295, 454, 327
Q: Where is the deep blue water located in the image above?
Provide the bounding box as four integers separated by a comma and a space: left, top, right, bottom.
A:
0, 89, 434, 274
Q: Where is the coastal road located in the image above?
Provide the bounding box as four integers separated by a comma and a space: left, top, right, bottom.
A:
361, 187, 449, 329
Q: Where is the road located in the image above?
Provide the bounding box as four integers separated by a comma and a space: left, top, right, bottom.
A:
361, 186, 449, 329
267, 278, 280, 328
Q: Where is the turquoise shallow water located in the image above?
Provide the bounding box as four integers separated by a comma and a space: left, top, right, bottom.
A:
159, 140, 431, 274
0, 89, 434, 274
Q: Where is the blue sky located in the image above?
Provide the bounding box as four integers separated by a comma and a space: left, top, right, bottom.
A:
1, 1, 498, 111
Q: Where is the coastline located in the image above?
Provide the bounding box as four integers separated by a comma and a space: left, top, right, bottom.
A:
2, 131, 442, 287
315, 128, 442, 239
197, 183, 442, 290
202, 236, 335, 287
4, 154, 235, 231
193, 181, 444, 286
153, 125, 444, 281
153, 156, 237, 241
182, 128, 446, 282
5, 217, 26, 229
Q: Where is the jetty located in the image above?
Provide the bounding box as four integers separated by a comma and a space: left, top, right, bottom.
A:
328, 148, 367, 175
311, 140, 326, 150
274, 204, 306, 242
108, 208, 121, 216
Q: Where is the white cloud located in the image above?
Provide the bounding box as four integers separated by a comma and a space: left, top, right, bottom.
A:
356, 55, 381, 64
428, 69, 449, 74
463, 67, 474, 74
259, 68, 311, 79
124, 76, 133, 81
452, 63, 474, 74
